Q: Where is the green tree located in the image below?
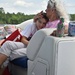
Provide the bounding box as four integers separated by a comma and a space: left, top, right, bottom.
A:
70, 14, 75, 21
0, 7, 5, 13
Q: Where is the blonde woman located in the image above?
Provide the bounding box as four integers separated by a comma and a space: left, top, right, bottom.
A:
34, 0, 70, 34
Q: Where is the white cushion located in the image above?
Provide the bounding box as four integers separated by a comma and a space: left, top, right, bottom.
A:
16, 19, 33, 30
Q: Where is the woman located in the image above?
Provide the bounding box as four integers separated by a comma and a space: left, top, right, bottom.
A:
46, 0, 69, 35
34, 0, 69, 34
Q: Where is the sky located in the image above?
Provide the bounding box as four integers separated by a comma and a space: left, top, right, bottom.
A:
0, 0, 75, 14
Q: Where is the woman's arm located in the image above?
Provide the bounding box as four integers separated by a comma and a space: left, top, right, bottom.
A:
64, 25, 68, 34
51, 25, 69, 36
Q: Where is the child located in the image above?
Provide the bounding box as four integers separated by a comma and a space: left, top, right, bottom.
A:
21, 13, 49, 45
0, 13, 49, 68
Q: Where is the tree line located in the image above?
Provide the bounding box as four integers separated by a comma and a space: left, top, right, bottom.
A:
70, 14, 75, 21
0, 7, 75, 24
0, 7, 35, 24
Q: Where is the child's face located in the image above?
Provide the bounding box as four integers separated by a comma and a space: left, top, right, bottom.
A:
36, 18, 47, 30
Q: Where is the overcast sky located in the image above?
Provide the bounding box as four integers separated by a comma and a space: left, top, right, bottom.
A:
0, 0, 75, 14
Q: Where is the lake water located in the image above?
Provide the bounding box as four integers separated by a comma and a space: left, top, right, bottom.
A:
0, 24, 16, 27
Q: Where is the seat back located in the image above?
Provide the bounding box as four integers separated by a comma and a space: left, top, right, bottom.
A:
27, 28, 56, 61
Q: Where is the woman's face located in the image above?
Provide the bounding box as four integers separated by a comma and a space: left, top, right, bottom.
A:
36, 18, 47, 30
45, 4, 54, 18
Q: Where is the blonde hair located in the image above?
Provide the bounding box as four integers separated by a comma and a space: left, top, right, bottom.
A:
48, 0, 70, 23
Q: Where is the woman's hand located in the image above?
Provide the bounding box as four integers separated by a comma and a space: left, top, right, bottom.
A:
34, 11, 43, 22
50, 30, 57, 36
